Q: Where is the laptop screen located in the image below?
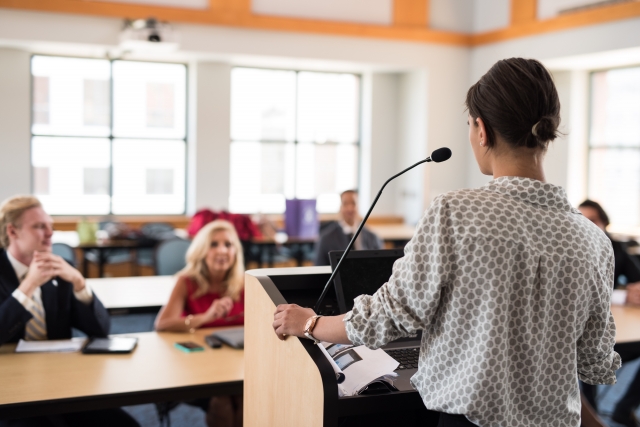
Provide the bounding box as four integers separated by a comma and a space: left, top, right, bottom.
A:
329, 249, 405, 314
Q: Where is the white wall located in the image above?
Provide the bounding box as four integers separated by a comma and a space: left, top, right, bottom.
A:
190, 62, 232, 214
0, 48, 31, 202
544, 71, 571, 188
474, 0, 510, 34
471, 17, 640, 80
362, 73, 400, 216
4, 8, 632, 219
467, 16, 640, 190
0, 9, 470, 221
538, 0, 608, 20
419, 60, 470, 219
396, 71, 428, 225
564, 70, 590, 206
252, 0, 393, 25
430, 0, 474, 33
430, 0, 510, 34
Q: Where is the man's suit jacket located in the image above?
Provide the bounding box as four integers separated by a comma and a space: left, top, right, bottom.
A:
0, 249, 110, 345
314, 221, 383, 266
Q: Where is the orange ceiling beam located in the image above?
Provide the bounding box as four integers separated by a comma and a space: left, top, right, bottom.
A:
0, 0, 469, 46
393, 0, 429, 28
510, 0, 537, 26
472, 1, 640, 46
1, 0, 640, 47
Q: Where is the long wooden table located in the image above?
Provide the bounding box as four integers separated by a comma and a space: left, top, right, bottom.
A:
88, 276, 175, 313
369, 224, 416, 248
612, 305, 640, 354
0, 328, 243, 419
246, 224, 418, 267
1, 301, 637, 420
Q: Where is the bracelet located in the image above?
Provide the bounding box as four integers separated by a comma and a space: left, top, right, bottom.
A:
185, 315, 195, 333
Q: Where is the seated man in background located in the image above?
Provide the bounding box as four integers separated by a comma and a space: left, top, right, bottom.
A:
314, 190, 382, 266
579, 199, 640, 427
0, 195, 138, 427
579, 200, 640, 289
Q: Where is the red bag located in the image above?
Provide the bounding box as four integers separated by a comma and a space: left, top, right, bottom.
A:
187, 209, 262, 241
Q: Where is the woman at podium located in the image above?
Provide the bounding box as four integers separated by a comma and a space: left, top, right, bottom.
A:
156, 219, 244, 427
273, 58, 620, 427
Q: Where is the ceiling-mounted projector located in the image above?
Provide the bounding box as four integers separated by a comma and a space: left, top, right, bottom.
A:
119, 18, 180, 52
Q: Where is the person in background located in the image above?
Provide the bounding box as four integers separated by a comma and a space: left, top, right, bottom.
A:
579, 199, 640, 427
0, 195, 138, 427
579, 200, 640, 290
155, 220, 244, 427
274, 58, 620, 427
314, 190, 383, 266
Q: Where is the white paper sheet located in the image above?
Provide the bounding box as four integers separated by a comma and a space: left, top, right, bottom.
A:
318, 343, 346, 383
319, 341, 400, 396
611, 289, 627, 306
15, 338, 86, 353
336, 346, 399, 397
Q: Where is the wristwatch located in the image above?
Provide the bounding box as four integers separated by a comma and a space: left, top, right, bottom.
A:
304, 315, 323, 344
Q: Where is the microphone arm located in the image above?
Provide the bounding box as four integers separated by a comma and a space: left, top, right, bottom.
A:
313, 151, 447, 313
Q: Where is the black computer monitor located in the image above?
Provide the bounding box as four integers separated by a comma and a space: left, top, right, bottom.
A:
329, 249, 405, 314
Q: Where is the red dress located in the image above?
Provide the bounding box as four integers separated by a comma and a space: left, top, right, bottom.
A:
182, 277, 244, 328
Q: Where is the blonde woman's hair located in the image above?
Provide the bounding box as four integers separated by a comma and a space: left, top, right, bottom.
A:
0, 195, 42, 249
178, 220, 245, 300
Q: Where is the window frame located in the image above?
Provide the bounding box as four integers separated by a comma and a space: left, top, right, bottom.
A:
587, 64, 640, 227
229, 66, 363, 214
29, 54, 189, 216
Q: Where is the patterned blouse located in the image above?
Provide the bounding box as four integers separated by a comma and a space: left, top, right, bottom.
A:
344, 177, 621, 427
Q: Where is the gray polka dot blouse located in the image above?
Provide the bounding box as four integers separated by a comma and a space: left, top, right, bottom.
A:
344, 177, 621, 427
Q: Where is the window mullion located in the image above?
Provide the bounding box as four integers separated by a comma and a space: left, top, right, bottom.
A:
109, 59, 115, 215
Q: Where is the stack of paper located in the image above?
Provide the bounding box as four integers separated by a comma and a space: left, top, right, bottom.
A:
319, 342, 399, 397
15, 338, 86, 353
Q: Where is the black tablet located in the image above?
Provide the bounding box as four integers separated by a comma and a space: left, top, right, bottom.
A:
82, 337, 138, 354
213, 328, 244, 349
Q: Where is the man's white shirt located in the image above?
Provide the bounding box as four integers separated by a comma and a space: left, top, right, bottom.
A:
338, 220, 363, 250
8, 251, 93, 315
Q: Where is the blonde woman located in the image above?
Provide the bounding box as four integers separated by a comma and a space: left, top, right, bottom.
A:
155, 220, 244, 332
155, 220, 244, 427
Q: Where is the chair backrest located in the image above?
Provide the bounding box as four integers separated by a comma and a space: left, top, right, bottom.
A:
141, 222, 175, 241
155, 238, 191, 276
52, 243, 77, 267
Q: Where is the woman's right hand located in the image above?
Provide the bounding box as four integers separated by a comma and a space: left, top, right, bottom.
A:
206, 297, 234, 321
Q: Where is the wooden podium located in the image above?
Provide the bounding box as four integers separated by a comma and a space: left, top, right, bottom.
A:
245, 267, 437, 427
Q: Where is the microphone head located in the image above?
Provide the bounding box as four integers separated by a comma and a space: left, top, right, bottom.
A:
430, 147, 452, 163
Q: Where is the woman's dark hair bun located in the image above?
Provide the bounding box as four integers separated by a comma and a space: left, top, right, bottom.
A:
528, 115, 560, 148
466, 58, 561, 151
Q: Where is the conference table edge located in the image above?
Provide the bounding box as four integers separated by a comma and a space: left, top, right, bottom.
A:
0, 379, 243, 419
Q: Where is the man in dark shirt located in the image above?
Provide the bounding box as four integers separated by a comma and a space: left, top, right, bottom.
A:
579, 200, 640, 287
313, 190, 382, 266
579, 200, 640, 427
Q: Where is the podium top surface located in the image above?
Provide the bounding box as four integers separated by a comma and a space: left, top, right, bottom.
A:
247, 266, 331, 277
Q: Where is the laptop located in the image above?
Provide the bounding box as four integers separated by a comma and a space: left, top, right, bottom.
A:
213, 327, 244, 349
329, 249, 422, 392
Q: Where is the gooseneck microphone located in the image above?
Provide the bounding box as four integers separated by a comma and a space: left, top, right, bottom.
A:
313, 147, 452, 313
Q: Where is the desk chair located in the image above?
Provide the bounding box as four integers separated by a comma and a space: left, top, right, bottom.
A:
137, 223, 176, 272
84, 221, 136, 276
155, 238, 191, 276
52, 242, 77, 268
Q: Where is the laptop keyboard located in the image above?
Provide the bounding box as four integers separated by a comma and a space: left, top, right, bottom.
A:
385, 348, 420, 370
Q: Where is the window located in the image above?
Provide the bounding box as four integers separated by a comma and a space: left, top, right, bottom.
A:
229, 68, 360, 214
31, 56, 187, 215
588, 66, 640, 227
